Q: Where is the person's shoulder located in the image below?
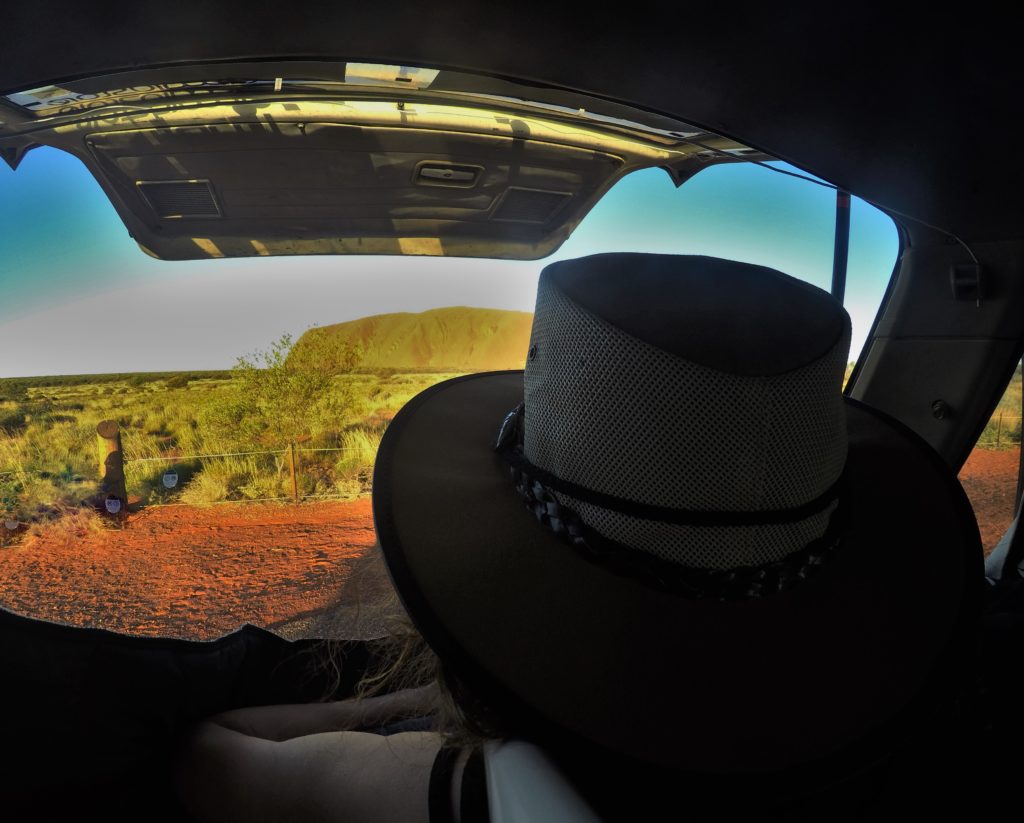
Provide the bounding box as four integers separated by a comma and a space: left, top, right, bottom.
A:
179, 724, 443, 823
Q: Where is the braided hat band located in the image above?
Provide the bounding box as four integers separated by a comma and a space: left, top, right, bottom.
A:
495, 401, 846, 600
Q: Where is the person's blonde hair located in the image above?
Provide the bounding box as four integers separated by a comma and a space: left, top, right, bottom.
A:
316, 582, 504, 748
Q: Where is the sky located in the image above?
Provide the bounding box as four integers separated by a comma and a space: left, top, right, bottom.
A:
0, 147, 898, 377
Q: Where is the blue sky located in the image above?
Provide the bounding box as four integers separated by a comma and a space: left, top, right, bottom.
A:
0, 147, 897, 377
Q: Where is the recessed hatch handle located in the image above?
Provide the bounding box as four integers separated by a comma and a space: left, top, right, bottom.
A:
418, 165, 477, 182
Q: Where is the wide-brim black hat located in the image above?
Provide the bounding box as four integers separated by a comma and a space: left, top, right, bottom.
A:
373, 253, 983, 776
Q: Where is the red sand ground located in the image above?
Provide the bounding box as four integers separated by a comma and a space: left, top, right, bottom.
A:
0, 498, 389, 640
958, 447, 1020, 556
0, 448, 1017, 641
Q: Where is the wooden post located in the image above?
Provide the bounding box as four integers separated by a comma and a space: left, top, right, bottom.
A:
96, 420, 127, 514
289, 443, 299, 502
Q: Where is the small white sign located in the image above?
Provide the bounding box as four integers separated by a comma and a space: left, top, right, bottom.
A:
105, 497, 122, 514
162, 471, 179, 489
4, 519, 18, 531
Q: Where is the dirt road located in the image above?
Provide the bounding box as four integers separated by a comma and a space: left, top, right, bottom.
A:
0, 498, 397, 641
958, 447, 1020, 555
0, 448, 1016, 642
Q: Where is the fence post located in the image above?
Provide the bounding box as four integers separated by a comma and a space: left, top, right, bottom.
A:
96, 420, 127, 514
996, 413, 1003, 449
289, 443, 299, 501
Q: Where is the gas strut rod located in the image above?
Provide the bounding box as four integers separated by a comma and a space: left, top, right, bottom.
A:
831, 190, 851, 304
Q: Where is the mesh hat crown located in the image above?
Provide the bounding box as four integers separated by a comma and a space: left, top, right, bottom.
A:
520, 253, 851, 570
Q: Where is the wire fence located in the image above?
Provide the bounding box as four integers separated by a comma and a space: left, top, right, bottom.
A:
0, 440, 378, 524
121, 444, 376, 507
127, 450, 285, 462
3, 413, 1023, 521
975, 414, 1023, 450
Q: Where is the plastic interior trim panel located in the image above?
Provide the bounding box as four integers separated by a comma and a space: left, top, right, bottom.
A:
16, 95, 727, 261
483, 740, 601, 823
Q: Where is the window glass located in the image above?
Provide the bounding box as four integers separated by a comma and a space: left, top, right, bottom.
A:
0, 148, 899, 640
554, 162, 899, 362
958, 363, 1022, 555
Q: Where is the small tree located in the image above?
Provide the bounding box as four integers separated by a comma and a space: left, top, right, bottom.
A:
0, 475, 21, 524
199, 332, 359, 449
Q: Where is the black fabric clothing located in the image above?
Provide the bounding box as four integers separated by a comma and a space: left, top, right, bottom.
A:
429, 745, 489, 823
429, 746, 462, 823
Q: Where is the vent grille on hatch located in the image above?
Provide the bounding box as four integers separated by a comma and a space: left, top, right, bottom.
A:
137, 180, 222, 219
492, 187, 572, 223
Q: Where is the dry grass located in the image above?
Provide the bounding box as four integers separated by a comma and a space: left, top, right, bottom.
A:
21, 505, 111, 549
0, 370, 462, 523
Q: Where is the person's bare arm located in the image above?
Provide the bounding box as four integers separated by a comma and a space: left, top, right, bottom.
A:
204, 684, 439, 741
177, 725, 443, 823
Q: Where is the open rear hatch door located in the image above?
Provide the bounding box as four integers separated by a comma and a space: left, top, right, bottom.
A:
0, 63, 767, 260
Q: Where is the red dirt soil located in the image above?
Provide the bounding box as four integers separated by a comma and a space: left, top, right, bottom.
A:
0, 498, 392, 641
958, 447, 1020, 555
0, 448, 1017, 641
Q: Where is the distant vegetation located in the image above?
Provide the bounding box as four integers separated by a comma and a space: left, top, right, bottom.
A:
1, 317, 1018, 534
0, 363, 462, 526
0, 306, 538, 530
975, 366, 1023, 449
0, 371, 234, 401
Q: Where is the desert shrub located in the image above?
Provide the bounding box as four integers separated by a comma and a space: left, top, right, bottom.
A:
179, 471, 231, 506
25, 420, 95, 480
0, 407, 28, 435
331, 428, 382, 494
14, 474, 95, 520
0, 380, 29, 402
0, 475, 20, 521
165, 374, 191, 390
333, 478, 364, 500
238, 475, 285, 500
22, 506, 109, 548
125, 459, 199, 505
174, 421, 202, 455
364, 409, 396, 429
141, 409, 171, 436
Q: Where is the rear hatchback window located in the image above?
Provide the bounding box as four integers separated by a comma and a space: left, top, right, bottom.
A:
1, 148, 899, 640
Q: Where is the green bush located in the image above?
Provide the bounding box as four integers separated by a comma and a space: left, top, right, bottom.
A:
198, 333, 358, 450
0, 475, 21, 520
0, 407, 28, 435
0, 380, 29, 402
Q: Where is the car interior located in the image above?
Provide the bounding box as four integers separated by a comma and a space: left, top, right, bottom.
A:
1, 4, 1023, 820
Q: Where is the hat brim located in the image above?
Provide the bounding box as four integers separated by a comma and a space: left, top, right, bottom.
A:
373, 371, 982, 774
